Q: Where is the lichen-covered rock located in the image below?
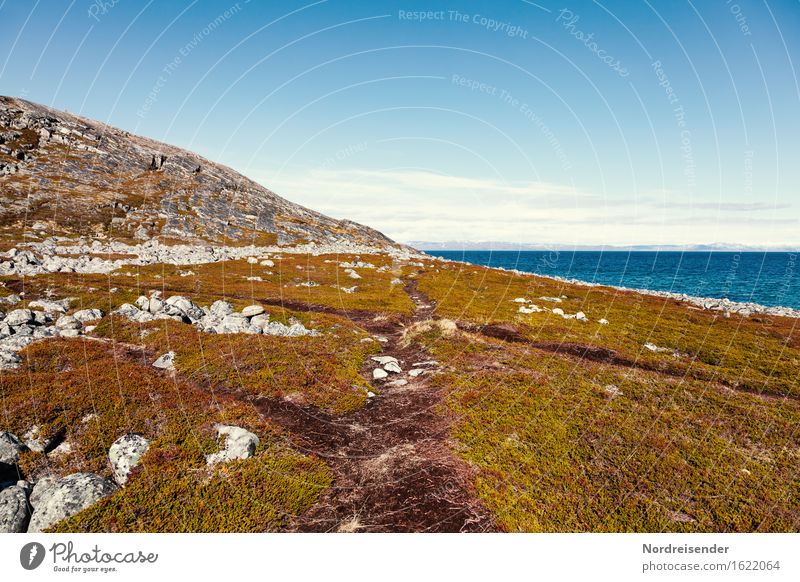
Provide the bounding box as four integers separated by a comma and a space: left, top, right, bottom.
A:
220, 314, 249, 333
29, 476, 57, 507
241, 304, 265, 317
54, 314, 82, 330
108, 434, 150, 485
0, 485, 29, 533
5, 309, 33, 326
27, 473, 117, 532
113, 303, 140, 318
72, 308, 104, 323
152, 351, 176, 370
205, 425, 259, 465
0, 432, 25, 466
0, 350, 22, 370
28, 299, 70, 313
22, 426, 46, 453
209, 300, 234, 317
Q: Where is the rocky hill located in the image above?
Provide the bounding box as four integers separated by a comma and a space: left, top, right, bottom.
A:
0, 96, 397, 249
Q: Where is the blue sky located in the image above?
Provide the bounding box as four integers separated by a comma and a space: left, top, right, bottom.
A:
1, 0, 798, 246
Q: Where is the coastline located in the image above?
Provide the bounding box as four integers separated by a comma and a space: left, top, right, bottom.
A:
426, 254, 800, 319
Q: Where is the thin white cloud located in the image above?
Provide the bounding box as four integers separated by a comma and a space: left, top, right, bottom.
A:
253, 167, 800, 246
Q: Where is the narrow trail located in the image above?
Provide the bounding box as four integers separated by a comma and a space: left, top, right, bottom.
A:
252, 280, 495, 532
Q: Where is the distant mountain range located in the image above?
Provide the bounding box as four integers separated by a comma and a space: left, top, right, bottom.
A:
408, 241, 798, 252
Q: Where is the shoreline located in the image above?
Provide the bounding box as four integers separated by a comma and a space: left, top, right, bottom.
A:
426, 255, 800, 319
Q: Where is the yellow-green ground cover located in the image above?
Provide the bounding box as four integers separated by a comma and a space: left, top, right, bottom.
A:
1, 252, 798, 531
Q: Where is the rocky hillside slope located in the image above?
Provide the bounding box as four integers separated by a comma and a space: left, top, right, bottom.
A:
0, 96, 396, 248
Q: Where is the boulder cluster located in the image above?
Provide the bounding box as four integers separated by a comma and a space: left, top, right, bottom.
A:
0, 295, 103, 369
0, 420, 261, 532
0, 247, 126, 276
0, 431, 150, 533
114, 292, 318, 337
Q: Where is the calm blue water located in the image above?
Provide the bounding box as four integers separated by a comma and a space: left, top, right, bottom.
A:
428, 251, 800, 310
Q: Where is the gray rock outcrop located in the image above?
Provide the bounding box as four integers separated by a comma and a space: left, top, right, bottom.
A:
27, 473, 117, 532
0, 485, 30, 533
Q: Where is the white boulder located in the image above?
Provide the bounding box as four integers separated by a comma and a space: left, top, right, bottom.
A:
152, 352, 176, 370
108, 434, 150, 485
205, 425, 259, 465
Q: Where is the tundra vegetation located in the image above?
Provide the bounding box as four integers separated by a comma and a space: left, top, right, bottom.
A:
1, 97, 797, 532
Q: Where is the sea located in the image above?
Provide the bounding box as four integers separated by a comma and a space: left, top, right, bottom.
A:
426, 251, 800, 310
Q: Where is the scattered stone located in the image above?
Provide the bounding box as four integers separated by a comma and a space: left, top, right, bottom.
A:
5, 309, 33, 326
50, 441, 72, 456
28, 299, 70, 313
28, 473, 117, 532
209, 300, 234, 317
241, 305, 265, 317
72, 308, 103, 323
108, 434, 150, 485
0, 294, 21, 305
604, 384, 623, 398
412, 360, 438, 367
57, 328, 82, 338
152, 351, 176, 370
383, 361, 402, 374
54, 315, 81, 329
519, 304, 543, 314
339, 261, 375, 269
371, 355, 399, 365
408, 369, 426, 378
552, 308, 565, 316
372, 368, 389, 380
147, 297, 164, 314
599, 318, 609, 325
644, 342, 671, 353
249, 313, 270, 329
50, 315, 81, 329
540, 296, 562, 303
22, 426, 46, 453
0, 350, 22, 369
205, 425, 259, 465
575, 311, 589, 322
387, 378, 408, 387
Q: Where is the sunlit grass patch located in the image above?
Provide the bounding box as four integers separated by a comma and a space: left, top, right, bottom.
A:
425, 331, 800, 532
